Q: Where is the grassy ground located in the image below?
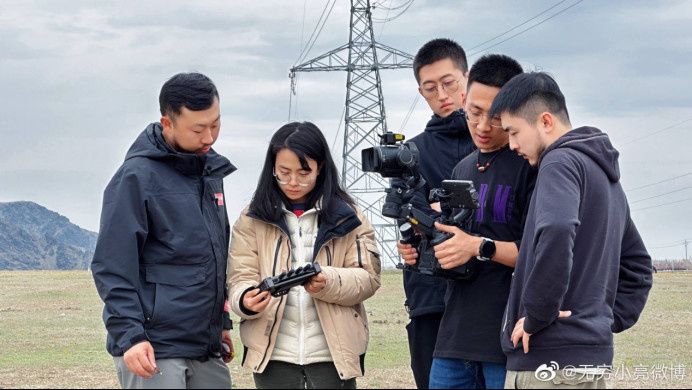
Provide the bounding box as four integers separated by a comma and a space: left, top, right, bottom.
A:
0, 270, 689, 389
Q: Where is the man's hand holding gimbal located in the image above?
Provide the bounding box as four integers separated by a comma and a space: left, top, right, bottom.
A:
397, 241, 419, 265
433, 222, 483, 269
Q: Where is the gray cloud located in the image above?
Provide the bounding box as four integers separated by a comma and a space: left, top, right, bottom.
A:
1, 0, 690, 260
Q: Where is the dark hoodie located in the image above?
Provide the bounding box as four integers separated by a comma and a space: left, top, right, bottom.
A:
502, 126, 653, 371
91, 123, 237, 360
399, 109, 476, 318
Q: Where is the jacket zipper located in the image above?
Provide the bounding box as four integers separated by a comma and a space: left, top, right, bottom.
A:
356, 238, 363, 268
257, 236, 284, 371
299, 282, 306, 365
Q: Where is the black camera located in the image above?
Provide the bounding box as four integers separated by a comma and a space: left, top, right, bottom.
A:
360, 132, 480, 280
362, 133, 420, 178
397, 180, 480, 280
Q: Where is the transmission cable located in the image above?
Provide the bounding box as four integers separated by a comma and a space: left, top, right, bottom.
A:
373, 0, 415, 23
625, 172, 692, 192
630, 185, 692, 204
375, 0, 415, 11
398, 94, 421, 133
619, 118, 692, 147
467, 0, 571, 52
293, 0, 334, 67
468, 0, 584, 57
296, 0, 338, 66
631, 196, 692, 212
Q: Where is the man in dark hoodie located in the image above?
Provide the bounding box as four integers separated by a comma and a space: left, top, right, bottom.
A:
488, 72, 653, 389
91, 73, 236, 389
398, 38, 476, 389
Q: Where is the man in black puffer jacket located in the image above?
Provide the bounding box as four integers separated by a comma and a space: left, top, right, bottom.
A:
91, 73, 236, 389
396, 38, 476, 389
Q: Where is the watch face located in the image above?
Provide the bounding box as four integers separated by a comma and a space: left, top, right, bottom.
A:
481, 239, 496, 259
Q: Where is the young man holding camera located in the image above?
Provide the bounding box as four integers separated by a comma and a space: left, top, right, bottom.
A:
399, 38, 476, 389
398, 54, 533, 389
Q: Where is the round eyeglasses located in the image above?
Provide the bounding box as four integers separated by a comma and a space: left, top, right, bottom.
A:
464, 110, 503, 129
420, 79, 461, 99
273, 171, 316, 187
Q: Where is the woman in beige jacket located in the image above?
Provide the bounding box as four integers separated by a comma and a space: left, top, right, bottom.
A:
228, 122, 381, 389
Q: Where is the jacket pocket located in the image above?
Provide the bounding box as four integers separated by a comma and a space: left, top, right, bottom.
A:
359, 239, 381, 274
144, 264, 207, 329
145, 264, 205, 286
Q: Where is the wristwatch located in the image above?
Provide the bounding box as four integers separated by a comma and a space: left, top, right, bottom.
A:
477, 238, 496, 261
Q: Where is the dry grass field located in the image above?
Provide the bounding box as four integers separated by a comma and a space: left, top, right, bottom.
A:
0, 270, 689, 389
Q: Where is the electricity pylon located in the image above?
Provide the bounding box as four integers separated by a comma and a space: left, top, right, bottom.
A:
290, 0, 414, 266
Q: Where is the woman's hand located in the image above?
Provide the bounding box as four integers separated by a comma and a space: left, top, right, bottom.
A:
242, 288, 271, 313
305, 273, 327, 294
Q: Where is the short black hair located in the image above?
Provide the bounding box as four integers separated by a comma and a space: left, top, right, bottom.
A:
489, 72, 570, 125
159, 72, 219, 119
413, 38, 468, 83
467, 54, 523, 91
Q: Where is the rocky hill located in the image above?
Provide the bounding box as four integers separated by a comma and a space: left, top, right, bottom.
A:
0, 202, 97, 270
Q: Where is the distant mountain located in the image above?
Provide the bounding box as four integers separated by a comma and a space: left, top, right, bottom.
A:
0, 202, 97, 270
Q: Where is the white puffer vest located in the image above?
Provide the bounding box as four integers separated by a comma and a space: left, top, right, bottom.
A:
270, 205, 333, 365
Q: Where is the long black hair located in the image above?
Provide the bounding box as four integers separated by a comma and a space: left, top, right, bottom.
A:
249, 121, 356, 222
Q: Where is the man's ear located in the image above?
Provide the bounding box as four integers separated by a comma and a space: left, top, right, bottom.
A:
539, 112, 555, 134
161, 116, 172, 132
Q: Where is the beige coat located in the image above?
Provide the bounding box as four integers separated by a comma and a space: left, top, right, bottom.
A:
228, 203, 382, 380
272, 206, 331, 365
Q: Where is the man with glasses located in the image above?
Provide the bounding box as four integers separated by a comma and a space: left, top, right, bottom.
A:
395, 38, 476, 389
398, 54, 533, 389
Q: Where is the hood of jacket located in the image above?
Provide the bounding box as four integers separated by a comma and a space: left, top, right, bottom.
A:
124, 122, 236, 179
424, 109, 472, 138
539, 126, 620, 183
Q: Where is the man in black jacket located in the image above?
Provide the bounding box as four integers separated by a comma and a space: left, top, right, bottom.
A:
399, 54, 531, 389
489, 72, 653, 389
91, 73, 236, 389
399, 38, 476, 389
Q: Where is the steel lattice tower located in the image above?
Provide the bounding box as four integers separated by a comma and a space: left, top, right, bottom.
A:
290, 0, 413, 266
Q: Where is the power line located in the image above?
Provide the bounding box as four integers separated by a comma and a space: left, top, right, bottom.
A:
468, 0, 585, 57
625, 172, 692, 192
374, 0, 414, 11
398, 93, 420, 133
332, 105, 347, 151
619, 117, 692, 147
648, 239, 691, 250
293, 0, 335, 67
377, 0, 394, 40
300, 0, 308, 53
647, 238, 685, 248
297, 0, 338, 66
373, 0, 415, 23
466, 0, 571, 52
630, 185, 692, 204
631, 196, 692, 212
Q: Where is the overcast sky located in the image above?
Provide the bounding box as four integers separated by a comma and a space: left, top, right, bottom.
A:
1, 0, 691, 261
